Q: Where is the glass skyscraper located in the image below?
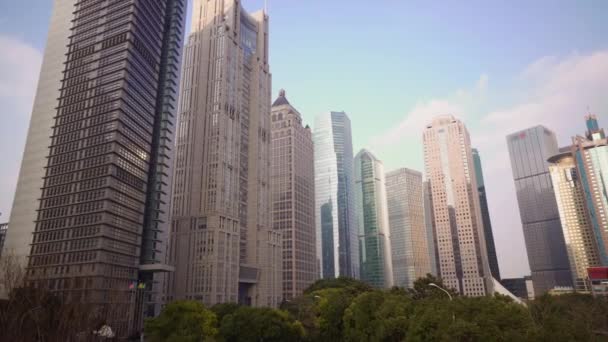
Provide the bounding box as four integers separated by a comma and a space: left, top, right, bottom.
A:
472, 148, 501, 280
354, 150, 393, 288
4, 0, 186, 336
573, 115, 608, 265
507, 126, 572, 295
386, 168, 431, 288
314, 112, 359, 279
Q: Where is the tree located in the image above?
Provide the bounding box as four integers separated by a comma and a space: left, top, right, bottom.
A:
407, 296, 535, 341
529, 293, 608, 341
219, 306, 304, 342
407, 274, 459, 300
312, 287, 360, 342
304, 277, 372, 295
211, 302, 240, 323
343, 290, 414, 342
145, 300, 218, 342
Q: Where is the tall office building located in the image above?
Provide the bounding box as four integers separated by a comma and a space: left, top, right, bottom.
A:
270, 90, 316, 300
6, 0, 186, 335
572, 115, 608, 265
386, 168, 431, 288
354, 150, 393, 288
472, 148, 501, 280
548, 151, 600, 292
423, 181, 438, 276
168, 0, 281, 308
507, 126, 572, 295
314, 112, 359, 279
423, 115, 493, 296
0, 223, 7, 258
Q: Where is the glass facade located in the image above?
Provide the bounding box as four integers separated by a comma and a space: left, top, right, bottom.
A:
507, 126, 572, 295
355, 150, 393, 288
472, 148, 501, 280
314, 112, 359, 279
386, 168, 431, 288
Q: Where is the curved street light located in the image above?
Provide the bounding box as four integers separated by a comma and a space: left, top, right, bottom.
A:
428, 283, 455, 322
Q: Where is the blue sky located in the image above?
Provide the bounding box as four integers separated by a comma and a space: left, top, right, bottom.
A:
1, 0, 607, 278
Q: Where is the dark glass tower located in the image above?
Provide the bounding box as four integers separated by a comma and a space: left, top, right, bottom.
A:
25, 0, 185, 336
472, 148, 501, 280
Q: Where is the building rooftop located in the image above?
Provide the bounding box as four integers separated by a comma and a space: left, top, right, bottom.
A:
272, 89, 291, 107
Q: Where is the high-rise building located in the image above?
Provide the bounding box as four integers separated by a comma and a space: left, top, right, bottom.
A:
168, 0, 281, 309
548, 151, 601, 292
2, 0, 74, 269
423, 115, 493, 296
0, 223, 7, 258
314, 112, 359, 279
472, 148, 501, 280
6, 0, 186, 335
500, 276, 535, 300
270, 90, 317, 300
507, 126, 572, 295
354, 150, 393, 288
572, 115, 608, 265
386, 168, 431, 288
423, 181, 439, 276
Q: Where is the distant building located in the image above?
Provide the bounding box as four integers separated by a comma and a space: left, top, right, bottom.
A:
472, 148, 501, 280
423, 115, 493, 296
572, 115, 608, 264
423, 181, 438, 276
270, 90, 317, 300
354, 150, 393, 288
588, 267, 608, 297
386, 168, 431, 288
314, 112, 359, 279
548, 151, 601, 292
0, 223, 7, 257
507, 126, 573, 295
501, 276, 534, 300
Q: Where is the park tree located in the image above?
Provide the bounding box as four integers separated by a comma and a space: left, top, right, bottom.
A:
304, 277, 372, 295
145, 301, 218, 342
210, 302, 240, 323
343, 290, 414, 342
219, 306, 304, 342
407, 274, 459, 300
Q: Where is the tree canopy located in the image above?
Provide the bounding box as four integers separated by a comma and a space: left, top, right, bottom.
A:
145, 301, 218, 342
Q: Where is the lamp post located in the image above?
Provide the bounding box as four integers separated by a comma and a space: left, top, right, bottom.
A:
429, 283, 455, 322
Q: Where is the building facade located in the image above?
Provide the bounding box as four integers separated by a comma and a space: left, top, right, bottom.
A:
12, 0, 186, 335
500, 276, 534, 300
548, 152, 600, 292
423, 115, 493, 296
507, 126, 573, 295
314, 112, 359, 279
423, 181, 439, 276
573, 115, 608, 265
270, 90, 317, 300
386, 168, 431, 288
168, 0, 281, 309
472, 149, 501, 280
354, 150, 393, 288
0, 223, 7, 258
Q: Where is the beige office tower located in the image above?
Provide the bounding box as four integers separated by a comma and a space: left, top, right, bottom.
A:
423, 115, 493, 296
1, 0, 73, 272
168, 0, 281, 307
548, 152, 601, 292
386, 168, 432, 288
270, 90, 317, 300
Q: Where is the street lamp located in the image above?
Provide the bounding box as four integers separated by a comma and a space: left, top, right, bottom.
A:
429, 283, 455, 322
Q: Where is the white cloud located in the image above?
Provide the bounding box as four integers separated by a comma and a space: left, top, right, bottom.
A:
0, 34, 42, 218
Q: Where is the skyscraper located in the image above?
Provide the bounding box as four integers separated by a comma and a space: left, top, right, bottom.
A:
270, 90, 317, 300
354, 150, 393, 288
572, 115, 608, 265
386, 168, 431, 288
7, 0, 186, 335
507, 126, 572, 295
423, 115, 493, 296
548, 151, 600, 292
168, 0, 281, 308
314, 111, 358, 279
0, 223, 7, 258
423, 181, 439, 276
472, 148, 501, 280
